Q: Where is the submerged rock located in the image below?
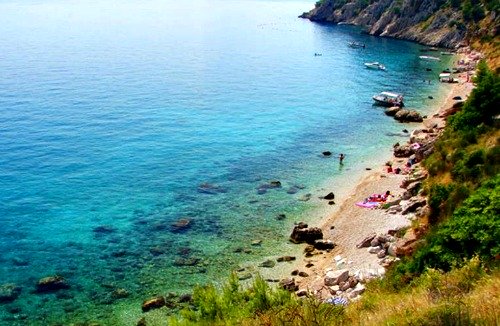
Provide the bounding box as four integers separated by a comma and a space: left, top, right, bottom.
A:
298, 193, 312, 201
259, 259, 276, 268
36, 276, 70, 293
275, 213, 287, 220
171, 218, 192, 233
238, 273, 252, 281
112, 288, 130, 299
0, 283, 22, 303
197, 182, 226, 195
93, 225, 116, 234
142, 296, 166, 312
173, 257, 201, 267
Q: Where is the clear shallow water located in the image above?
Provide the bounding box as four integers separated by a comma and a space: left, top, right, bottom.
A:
0, 0, 455, 324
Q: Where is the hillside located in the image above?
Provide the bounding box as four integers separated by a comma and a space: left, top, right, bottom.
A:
300, 0, 499, 56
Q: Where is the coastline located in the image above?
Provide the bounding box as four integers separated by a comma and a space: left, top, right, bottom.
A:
275, 57, 476, 299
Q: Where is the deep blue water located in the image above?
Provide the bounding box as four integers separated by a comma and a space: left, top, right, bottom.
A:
0, 0, 455, 324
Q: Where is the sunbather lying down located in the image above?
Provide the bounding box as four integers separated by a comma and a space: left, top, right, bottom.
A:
365, 191, 391, 203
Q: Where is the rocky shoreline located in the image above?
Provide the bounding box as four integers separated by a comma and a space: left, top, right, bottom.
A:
271, 50, 478, 303
299, 0, 469, 48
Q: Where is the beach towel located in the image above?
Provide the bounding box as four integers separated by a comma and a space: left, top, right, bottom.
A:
325, 296, 349, 306
355, 201, 380, 208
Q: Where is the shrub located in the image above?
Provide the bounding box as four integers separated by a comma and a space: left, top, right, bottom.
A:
408, 176, 500, 273
428, 183, 453, 220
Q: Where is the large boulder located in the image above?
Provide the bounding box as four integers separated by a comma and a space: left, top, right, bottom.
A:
142, 296, 166, 312
394, 109, 423, 123
402, 181, 422, 200
402, 197, 427, 215
384, 106, 401, 116
36, 276, 70, 293
356, 233, 376, 248
393, 144, 414, 157
290, 225, 323, 244
324, 269, 349, 286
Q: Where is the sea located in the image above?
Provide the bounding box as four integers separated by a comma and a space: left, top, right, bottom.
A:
0, 0, 455, 324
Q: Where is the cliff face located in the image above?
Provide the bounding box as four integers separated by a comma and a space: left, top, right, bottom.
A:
300, 0, 498, 48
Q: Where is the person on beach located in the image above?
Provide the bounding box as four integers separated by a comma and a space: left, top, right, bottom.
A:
339, 153, 345, 164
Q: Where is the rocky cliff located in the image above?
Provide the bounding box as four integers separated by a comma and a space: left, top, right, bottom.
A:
300, 0, 499, 49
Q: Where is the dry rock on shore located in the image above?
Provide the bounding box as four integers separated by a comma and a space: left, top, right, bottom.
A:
289, 223, 323, 244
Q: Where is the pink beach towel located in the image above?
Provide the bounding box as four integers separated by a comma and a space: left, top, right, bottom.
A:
355, 201, 380, 208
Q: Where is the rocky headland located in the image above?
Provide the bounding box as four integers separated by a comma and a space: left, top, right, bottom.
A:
300, 0, 499, 49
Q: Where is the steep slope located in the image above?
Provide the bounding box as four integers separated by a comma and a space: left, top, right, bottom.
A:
300, 0, 499, 49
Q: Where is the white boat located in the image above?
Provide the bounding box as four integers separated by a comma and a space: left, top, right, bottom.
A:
348, 41, 365, 48
372, 92, 404, 107
439, 73, 458, 83
441, 51, 454, 55
364, 62, 386, 70
419, 55, 441, 61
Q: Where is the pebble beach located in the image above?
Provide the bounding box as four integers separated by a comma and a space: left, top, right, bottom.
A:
275, 63, 477, 300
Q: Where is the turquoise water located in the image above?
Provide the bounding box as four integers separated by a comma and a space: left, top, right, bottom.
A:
0, 0, 455, 324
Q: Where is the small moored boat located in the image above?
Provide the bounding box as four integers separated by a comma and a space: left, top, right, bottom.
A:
372, 91, 404, 107
364, 62, 386, 70
419, 55, 441, 61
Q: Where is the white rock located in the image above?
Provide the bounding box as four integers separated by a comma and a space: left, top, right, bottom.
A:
387, 243, 398, 257
351, 283, 366, 296
329, 285, 340, 292
324, 269, 349, 286
368, 246, 380, 254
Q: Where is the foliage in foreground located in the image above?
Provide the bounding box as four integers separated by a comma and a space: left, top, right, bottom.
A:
168, 274, 344, 325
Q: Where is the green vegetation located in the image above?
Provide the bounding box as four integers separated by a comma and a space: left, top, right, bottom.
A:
163, 62, 499, 326
168, 274, 344, 325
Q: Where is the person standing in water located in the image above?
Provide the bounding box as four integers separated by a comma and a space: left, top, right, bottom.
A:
339, 153, 345, 164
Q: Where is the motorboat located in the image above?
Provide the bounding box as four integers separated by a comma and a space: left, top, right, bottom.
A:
372, 92, 404, 107
364, 62, 386, 70
348, 41, 365, 48
419, 55, 441, 61
441, 51, 454, 55
439, 73, 458, 83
